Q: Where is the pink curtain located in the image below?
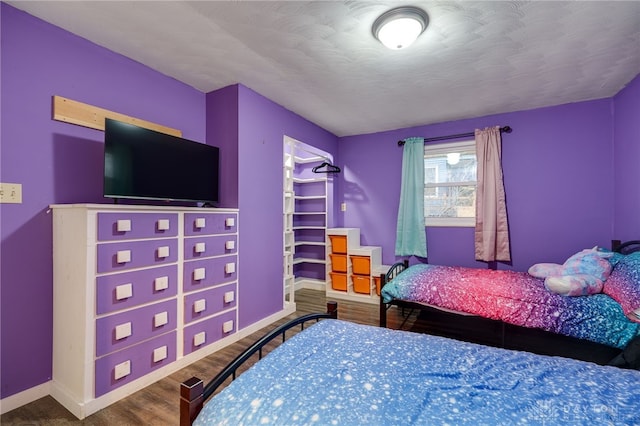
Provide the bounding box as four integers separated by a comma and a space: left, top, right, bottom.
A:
474, 126, 511, 262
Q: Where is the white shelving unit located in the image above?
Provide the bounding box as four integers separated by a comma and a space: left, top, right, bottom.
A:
284, 136, 330, 296
326, 227, 383, 304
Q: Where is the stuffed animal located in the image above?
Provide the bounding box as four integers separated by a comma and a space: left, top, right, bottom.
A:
528, 247, 614, 296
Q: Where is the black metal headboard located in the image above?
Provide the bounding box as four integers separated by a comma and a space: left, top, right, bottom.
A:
612, 239, 640, 255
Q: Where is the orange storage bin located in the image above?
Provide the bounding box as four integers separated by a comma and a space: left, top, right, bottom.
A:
329, 235, 347, 254
352, 275, 371, 294
374, 276, 381, 296
330, 272, 347, 291
350, 255, 371, 275
330, 254, 347, 273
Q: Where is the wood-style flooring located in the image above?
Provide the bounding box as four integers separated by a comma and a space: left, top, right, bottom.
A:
1, 289, 419, 426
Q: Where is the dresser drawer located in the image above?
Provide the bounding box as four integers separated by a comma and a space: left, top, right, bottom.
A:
94, 331, 176, 397
184, 213, 237, 236
95, 299, 176, 357
96, 238, 178, 273
184, 235, 237, 260
183, 283, 237, 324
97, 212, 178, 241
183, 310, 236, 355
183, 255, 237, 292
95, 265, 178, 315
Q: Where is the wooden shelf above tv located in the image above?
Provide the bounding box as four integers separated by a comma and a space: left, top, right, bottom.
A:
52, 95, 182, 136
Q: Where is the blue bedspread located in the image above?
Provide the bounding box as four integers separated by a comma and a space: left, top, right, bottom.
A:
195, 320, 640, 426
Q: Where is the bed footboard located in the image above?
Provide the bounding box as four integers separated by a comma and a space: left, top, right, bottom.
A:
379, 260, 409, 328
180, 301, 338, 426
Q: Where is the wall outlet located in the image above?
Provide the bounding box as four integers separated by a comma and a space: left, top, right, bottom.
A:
0, 183, 22, 204
340, 202, 347, 212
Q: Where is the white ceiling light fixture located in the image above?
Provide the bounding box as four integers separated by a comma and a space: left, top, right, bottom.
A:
372, 6, 429, 50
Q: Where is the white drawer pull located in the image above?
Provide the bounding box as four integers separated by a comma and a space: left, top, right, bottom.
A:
193, 268, 206, 281
157, 246, 170, 258
116, 250, 131, 264
115, 283, 133, 300
157, 219, 170, 231
225, 240, 235, 250
154, 311, 168, 327
116, 219, 131, 232
153, 346, 168, 363
225, 263, 235, 274
194, 331, 206, 347
115, 322, 132, 340
225, 217, 235, 227
114, 360, 131, 380
195, 218, 206, 229
154, 276, 169, 291
195, 242, 206, 253
222, 320, 234, 333
193, 299, 206, 313
224, 291, 235, 303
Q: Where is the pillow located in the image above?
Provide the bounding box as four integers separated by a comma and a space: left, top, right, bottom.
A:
603, 251, 640, 322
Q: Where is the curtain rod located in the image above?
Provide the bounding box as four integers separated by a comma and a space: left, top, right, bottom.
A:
397, 126, 512, 146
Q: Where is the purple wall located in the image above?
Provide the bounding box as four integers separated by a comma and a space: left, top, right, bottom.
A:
206, 85, 239, 209
0, 4, 205, 398
338, 99, 617, 272
613, 75, 640, 239
233, 85, 337, 328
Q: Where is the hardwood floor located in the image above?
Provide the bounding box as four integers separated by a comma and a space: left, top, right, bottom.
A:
1, 289, 418, 425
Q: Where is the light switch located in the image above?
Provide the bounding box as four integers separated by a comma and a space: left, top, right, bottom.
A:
225, 217, 235, 227
116, 250, 131, 264
193, 268, 206, 281
154, 311, 168, 327
195, 218, 206, 229
115, 283, 133, 300
153, 346, 168, 363
116, 219, 131, 232
157, 246, 170, 258
194, 242, 206, 253
157, 219, 170, 231
194, 331, 206, 347
194, 299, 206, 313
115, 322, 132, 340
224, 291, 235, 304
222, 320, 234, 333
114, 360, 131, 380
225, 240, 235, 250
154, 276, 169, 291
225, 262, 235, 274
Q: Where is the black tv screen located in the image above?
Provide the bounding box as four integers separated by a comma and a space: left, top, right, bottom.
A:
104, 118, 219, 204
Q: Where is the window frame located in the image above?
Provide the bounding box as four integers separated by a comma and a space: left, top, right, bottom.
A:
423, 139, 477, 228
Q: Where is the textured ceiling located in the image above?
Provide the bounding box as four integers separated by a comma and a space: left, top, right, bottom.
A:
6, 1, 640, 137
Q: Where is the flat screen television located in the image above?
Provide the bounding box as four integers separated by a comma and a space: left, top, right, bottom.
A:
104, 118, 219, 205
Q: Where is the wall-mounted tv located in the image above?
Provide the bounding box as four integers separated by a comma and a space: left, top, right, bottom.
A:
104, 118, 219, 205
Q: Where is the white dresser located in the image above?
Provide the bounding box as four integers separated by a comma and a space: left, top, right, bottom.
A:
50, 204, 239, 419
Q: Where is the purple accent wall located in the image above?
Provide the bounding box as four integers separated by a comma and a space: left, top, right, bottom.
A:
233, 85, 338, 329
338, 99, 617, 272
206, 85, 239, 209
613, 74, 640, 239
1, 4, 205, 398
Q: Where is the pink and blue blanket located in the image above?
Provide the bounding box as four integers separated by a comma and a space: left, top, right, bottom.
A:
381, 264, 640, 349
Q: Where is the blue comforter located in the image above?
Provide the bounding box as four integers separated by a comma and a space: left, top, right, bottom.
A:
195, 320, 640, 425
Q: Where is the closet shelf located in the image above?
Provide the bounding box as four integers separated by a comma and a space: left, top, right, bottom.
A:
293, 177, 326, 184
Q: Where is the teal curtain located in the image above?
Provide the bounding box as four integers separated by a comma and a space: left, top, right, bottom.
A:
395, 137, 427, 258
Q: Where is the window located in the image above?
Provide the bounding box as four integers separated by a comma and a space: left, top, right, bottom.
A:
424, 140, 476, 227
